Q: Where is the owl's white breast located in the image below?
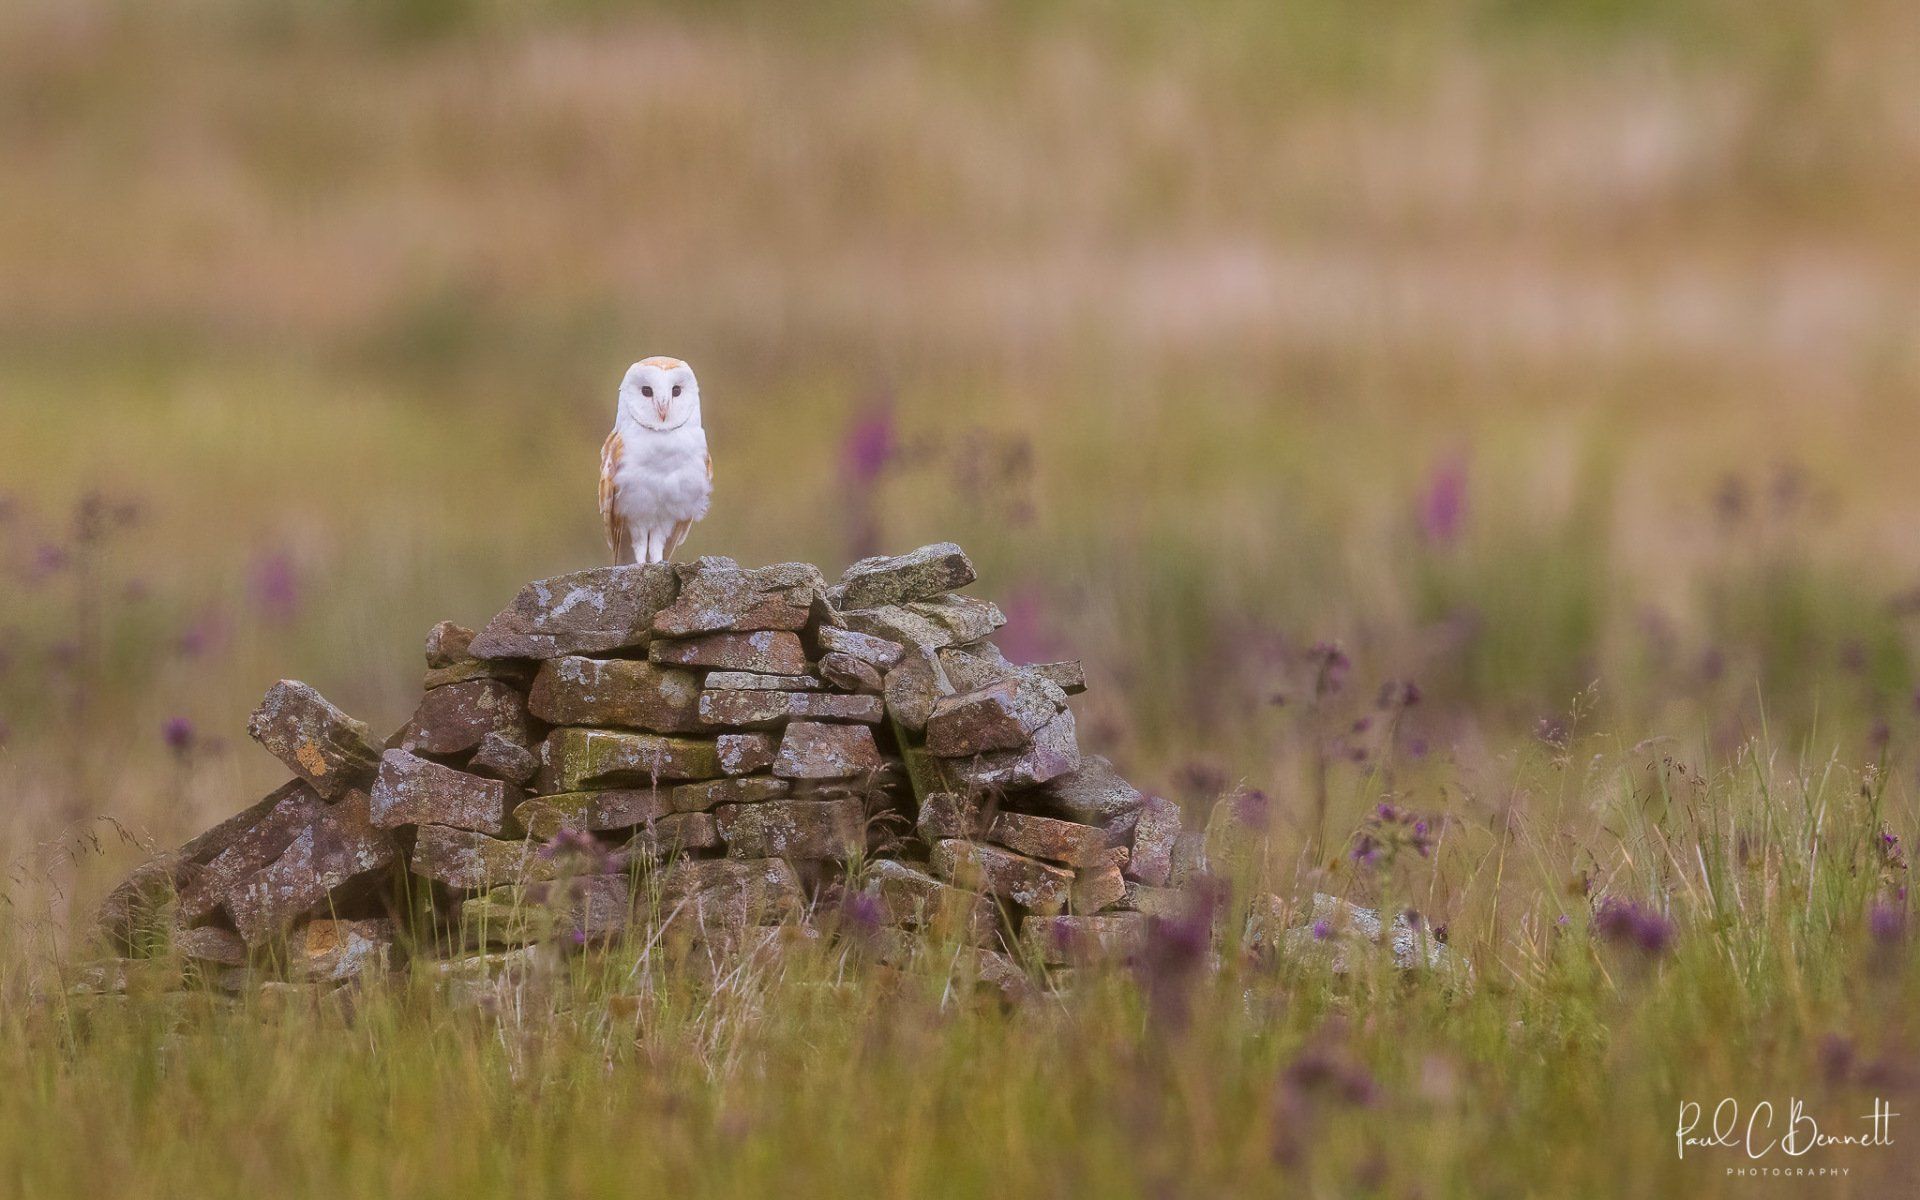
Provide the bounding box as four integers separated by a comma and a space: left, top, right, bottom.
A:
611, 418, 711, 526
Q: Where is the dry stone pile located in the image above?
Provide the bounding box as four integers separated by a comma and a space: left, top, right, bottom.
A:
99, 543, 1215, 993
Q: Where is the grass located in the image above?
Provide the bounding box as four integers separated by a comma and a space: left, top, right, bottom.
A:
2, 0, 1919, 1194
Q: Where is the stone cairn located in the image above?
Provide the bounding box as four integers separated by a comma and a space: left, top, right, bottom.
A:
97, 544, 1213, 995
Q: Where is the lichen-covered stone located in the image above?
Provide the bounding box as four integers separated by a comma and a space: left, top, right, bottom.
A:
935, 709, 1080, 791
861, 859, 998, 943
925, 676, 1067, 758
916, 790, 988, 842
463, 875, 636, 947
668, 775, 790, 813
527, 656, 702, 734
648, 630, 808, 675
166, 783, 330, 927
987, 811, 1108, 868
818, 653, 885, 694
540, 729, 722, 791
619, 812, 722, 860
173, 926, 248, 967
704, 671, 825, 692
651, 561, 823, 637
411, 825, 555, 890
400, 679, 530, 758
816, 625, 906, 670
469, 732, 541, 786
655, 857, 804, 928
836, 543, 977, 610
1034, 754, 1145, 826
1021, 913, 1147, 965
882, 644, 953, 733
424, 621, 477, 668
936, 642, 1015, 691
1126, 795, 1181, 887
773, 722, 886, 780
285, 918, 397, 982
698, 689, 886, 729
715, 798, 864, 860
930, 840, 1072, 914
247, 681, 383, 799
1116, 880, 1187, 918
1273, 893, 1455, 973
716, 732, 780, 776
1072, 863, 1128, 913
370, 750, 514, 835
513, 789, 668, 840
469, 564, 679, 659
1031, 661, 1087, 695
842, 597, 1004, 651
227, 791, 399, 946
423, 658, 534, 691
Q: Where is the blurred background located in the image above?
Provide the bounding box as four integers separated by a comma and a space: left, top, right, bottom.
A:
3, 0, 1918, 915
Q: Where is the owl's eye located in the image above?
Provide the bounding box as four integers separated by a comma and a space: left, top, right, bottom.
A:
640, 386, 653, 398
672, 385, 682, 397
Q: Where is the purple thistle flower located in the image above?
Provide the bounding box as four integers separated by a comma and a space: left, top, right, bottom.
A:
841, 401, 897, 485
1310, 642, 1351, 698
1135, 878, 1221, 1033
1868, 902, 1906, 946
839, 890, 885, 939
162, 716, 195, 755
177, 608, 230, 659
1311, 919, 1333, 941
1593, 896, 1674, 956
249, 552, 303, 623
1417, 453, 1469, 546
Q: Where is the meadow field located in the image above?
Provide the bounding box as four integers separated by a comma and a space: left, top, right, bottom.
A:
2, 0, 1918, 1194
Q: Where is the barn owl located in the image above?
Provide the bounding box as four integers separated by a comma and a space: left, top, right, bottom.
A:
599, 357, 712, 564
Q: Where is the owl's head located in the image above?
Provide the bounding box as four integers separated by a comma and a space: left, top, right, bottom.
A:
618, 357, 701, 431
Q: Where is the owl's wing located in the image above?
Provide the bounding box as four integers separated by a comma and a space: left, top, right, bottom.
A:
662, 453, 711, 561
600, 430, 633, 564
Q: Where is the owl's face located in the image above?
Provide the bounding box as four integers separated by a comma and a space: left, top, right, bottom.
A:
618, 358, 701, 432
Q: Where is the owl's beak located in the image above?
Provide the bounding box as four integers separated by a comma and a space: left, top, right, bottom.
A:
654, 399, 671, 422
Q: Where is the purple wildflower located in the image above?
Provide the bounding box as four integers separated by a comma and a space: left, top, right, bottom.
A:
162, 716, 195, 756
1592, 896, 1674, 956
249, 552, 303, 623
1310, 642, 1350, 698
839, 889, 885, 939
1311, 919, 1332, 941
841, 400, 897, 484
1135, 878, 1222, 1033
1868, 902, 1906, 946
1417, 453, 1469, 545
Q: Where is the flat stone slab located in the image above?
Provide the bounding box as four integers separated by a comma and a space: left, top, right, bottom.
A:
401, 679, 530, 758
174, 926, 248, 967
1072, 863, 1127, 913
861, 859, 997, 943
882, 644, 953, 734
423, 621, 476, 668
987, 811, 1109, 869
930, 839, 1072, 915
176, 782, 328, 924
931, 709, 1080, 791
716, 732, 780, 776
816, 625, 905, 670
412, 826, 554, 890
370, 750, 514, 836
1033, 753, 1145, 826
655, 857, 804, 928
468, 732, 540, 785
540, 729, 723, 791
618, 812, 722, 861
698, 689, 886, 729
715, 798, 864, 860
514, 789, 668, 840
835, 543, 977, 610
1021, 913, 1147, 965
669, 775, 790, 813
916, 790, 988, 842
284, 918, 397, 983
648, 630, 808, 675
528, 657, 702, 734
925, 676, 1066, 758
651, 561, 823, 637
463, 875, 636, 947
704, 671, 825, 691
227, 791, 400, 946
841, 596, 1005, 651
1125, 795, 1182, 887
470, 564, 679, 659
773, 722, 886, 779
818, 653, 884, 694
248, 681, 383, 799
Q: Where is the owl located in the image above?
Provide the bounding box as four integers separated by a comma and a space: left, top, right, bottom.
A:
599, 357, 712, 564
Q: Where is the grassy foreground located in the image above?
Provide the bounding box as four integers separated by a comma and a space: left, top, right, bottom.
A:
3, 0, 1920, 1195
